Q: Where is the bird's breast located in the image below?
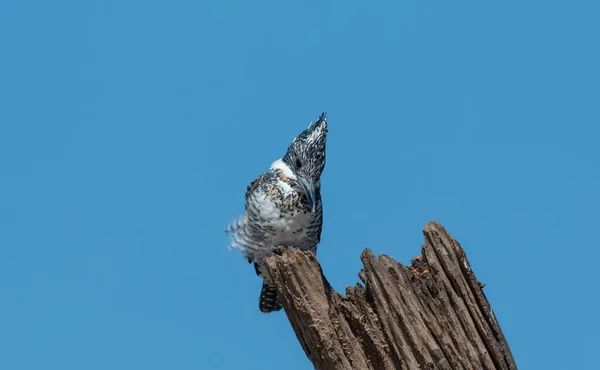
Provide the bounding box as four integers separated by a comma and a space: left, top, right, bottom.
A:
271, 205, 319, 248
248, 179, 321, 249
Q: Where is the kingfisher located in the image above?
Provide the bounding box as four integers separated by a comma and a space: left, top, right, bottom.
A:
226, 113, 328, 313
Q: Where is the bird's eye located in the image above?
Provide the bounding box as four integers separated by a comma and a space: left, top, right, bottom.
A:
295, 158, 302, 168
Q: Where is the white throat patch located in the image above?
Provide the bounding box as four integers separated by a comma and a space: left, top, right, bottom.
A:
270, 159, 297, 180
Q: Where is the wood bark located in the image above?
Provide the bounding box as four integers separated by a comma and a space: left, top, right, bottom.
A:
263, 221, 517, 370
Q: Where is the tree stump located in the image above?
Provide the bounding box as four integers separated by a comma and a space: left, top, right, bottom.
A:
263, 221, 517, 370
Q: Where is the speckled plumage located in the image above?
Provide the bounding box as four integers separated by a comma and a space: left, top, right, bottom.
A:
227, 113, 328, 313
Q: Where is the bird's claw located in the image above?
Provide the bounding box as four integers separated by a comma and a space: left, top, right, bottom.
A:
273, 245, 287, 255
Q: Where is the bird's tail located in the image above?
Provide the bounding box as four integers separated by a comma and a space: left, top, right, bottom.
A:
226, 216, 262, 256
259, 281, 282, 313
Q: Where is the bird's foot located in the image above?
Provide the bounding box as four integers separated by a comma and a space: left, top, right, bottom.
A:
273, 245, 288, 255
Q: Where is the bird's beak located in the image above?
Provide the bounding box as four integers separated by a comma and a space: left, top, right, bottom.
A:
298, 177, 317, 212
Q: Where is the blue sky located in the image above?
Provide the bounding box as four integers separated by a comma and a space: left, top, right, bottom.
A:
1, 1, 599, 369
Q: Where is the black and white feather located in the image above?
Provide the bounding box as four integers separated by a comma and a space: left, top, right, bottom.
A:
226, 113, 328, 313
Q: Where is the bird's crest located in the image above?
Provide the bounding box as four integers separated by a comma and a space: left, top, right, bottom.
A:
281, 112, 328, 182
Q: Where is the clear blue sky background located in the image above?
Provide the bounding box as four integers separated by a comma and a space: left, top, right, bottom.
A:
1, 1, 598, 369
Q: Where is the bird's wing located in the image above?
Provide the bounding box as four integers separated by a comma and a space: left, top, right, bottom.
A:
244, 172, 266, 207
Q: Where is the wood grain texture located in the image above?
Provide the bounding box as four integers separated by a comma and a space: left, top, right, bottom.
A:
263, 221, 517, 370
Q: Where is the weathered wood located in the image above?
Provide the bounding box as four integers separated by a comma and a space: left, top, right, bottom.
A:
263, 221, 517, 370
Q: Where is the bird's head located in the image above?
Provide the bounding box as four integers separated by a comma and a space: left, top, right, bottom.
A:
271, 112, 328, 212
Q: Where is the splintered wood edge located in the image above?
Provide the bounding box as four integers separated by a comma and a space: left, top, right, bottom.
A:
261, 222, 517, 370
421, 221, 517, 370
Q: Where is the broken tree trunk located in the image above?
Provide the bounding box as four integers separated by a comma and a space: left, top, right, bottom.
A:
263, 221, 517, 370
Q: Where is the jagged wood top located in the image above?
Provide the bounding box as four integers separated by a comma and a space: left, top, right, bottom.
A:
263, 221, 517, 370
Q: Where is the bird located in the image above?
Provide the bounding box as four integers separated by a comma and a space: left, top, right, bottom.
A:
226, 112, 328, 313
